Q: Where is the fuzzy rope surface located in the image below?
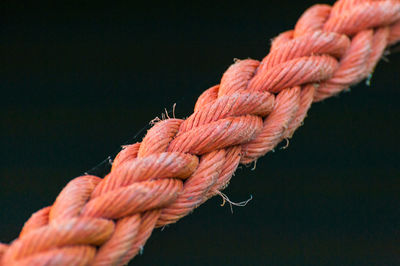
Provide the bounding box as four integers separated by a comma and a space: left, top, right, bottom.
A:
2, 0, 400, 265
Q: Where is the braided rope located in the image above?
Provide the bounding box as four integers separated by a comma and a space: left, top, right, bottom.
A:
2, 0, 400, 265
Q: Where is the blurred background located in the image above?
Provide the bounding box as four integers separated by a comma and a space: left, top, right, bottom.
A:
1, 0, 400, 265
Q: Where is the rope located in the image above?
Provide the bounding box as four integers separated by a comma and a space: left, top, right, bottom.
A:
2, 0, 400, 265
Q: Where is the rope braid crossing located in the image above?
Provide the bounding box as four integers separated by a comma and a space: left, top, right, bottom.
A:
2, 0, 400, 264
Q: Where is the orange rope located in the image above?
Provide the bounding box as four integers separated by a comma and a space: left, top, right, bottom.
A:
2, 0, 400, 265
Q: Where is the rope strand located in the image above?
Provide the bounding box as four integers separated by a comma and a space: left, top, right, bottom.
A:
2, 0, 400, 265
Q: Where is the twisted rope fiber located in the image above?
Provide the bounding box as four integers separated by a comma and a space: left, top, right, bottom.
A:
2, 0, 400, 265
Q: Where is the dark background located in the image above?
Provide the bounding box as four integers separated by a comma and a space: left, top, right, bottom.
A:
1, 1, 400, 265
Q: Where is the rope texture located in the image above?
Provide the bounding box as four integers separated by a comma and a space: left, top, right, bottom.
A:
2, 0, 400, 265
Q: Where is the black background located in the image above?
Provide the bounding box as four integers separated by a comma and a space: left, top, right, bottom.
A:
1, 1, 400, 265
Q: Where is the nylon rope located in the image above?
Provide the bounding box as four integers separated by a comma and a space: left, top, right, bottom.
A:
1, 0, 400, 265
